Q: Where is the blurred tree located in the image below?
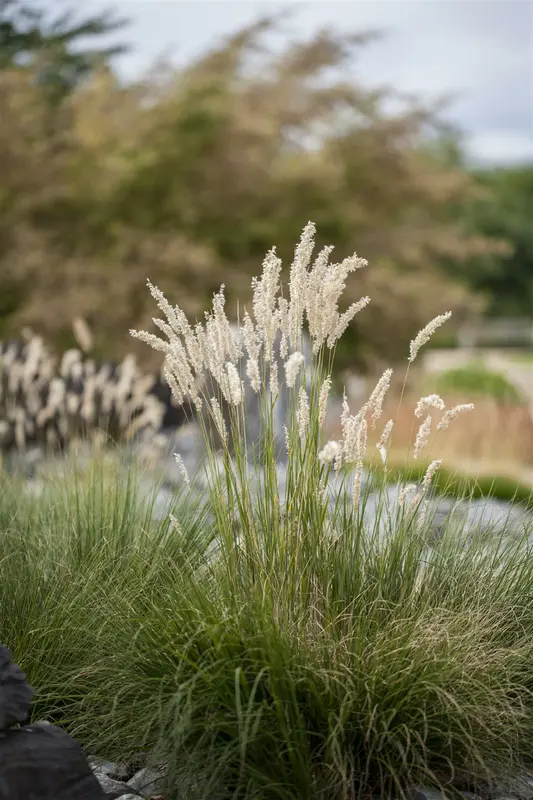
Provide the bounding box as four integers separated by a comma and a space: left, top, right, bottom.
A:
0, 15, 509, 370
0, 0, 128, 101
457, 165, 533, 317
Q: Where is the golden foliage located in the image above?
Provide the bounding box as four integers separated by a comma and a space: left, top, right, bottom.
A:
0, 17, 506, 368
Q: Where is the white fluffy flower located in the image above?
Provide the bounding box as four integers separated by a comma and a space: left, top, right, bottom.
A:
284, 351, 305, 388
224, 361, 243, 405
246, 358, 261, 393
415, 394, 445, 418
318, 440, 342, 464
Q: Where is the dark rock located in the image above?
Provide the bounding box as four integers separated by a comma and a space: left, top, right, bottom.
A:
106, 796, 140, 800
0, 721, 106, 799
107, 792, 139, 800
0, 643, 33, 731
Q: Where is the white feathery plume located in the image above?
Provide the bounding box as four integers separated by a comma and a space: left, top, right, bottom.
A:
414, 415, 432, 459
328, 296, 370, 349
353, 467, 363, 508
409, 312, 452, 363
399, 483, 417, 507
368, 369, 393, 428
223, 362, 244, 406
210, 397, 227, 444
270, 360, 279, 401
305, 244, 336, 352
297, 386, 309, 441
318, 376, 332, 428
246, 358, 261, 393
415, 394, 445, 418
422, 459, 442, 493
174, 453, 191, 487
437, 403, 475, 431
305, 240, 368, 352
277, 297, 290, 360
284, 351, 305, 389
288, 221, 316, 348
242, 311, 260, 362
376, 419, 394, 465
251, 247, 283, 359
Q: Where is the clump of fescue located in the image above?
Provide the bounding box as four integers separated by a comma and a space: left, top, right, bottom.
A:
126, 223, 533, 799
3, 226, 532, 800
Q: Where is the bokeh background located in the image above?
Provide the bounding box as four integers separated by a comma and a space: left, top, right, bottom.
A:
1, 0, 532, 478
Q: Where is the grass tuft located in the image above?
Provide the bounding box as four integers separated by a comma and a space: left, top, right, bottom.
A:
3, 224, 533, 799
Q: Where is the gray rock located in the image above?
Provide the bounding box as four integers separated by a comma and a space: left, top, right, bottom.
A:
494, 775, 533, 800
408, 788, 447, 800
89, 757, 144, 797
91, 767, 137, 797
127, 765, 165, 797
441, 496, 532, 538
88, 757, 130, 784
408, 788, 483, 800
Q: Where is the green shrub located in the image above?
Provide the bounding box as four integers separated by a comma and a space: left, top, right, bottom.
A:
384, 462, 533, 510
431, 362, 524, 404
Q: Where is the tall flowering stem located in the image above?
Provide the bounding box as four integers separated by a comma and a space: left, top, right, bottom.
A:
131, 223, 473, 588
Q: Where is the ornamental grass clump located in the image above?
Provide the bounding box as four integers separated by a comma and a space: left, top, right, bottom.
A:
131, 221, 471, 538
125, 224, 533, 799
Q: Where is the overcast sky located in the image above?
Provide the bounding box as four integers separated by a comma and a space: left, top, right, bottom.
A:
84, 0, 533, 166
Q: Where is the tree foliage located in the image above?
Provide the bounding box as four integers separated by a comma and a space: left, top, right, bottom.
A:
0, 0, 128, 100
0, 15, 509, 369
457, 165, 533, 317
